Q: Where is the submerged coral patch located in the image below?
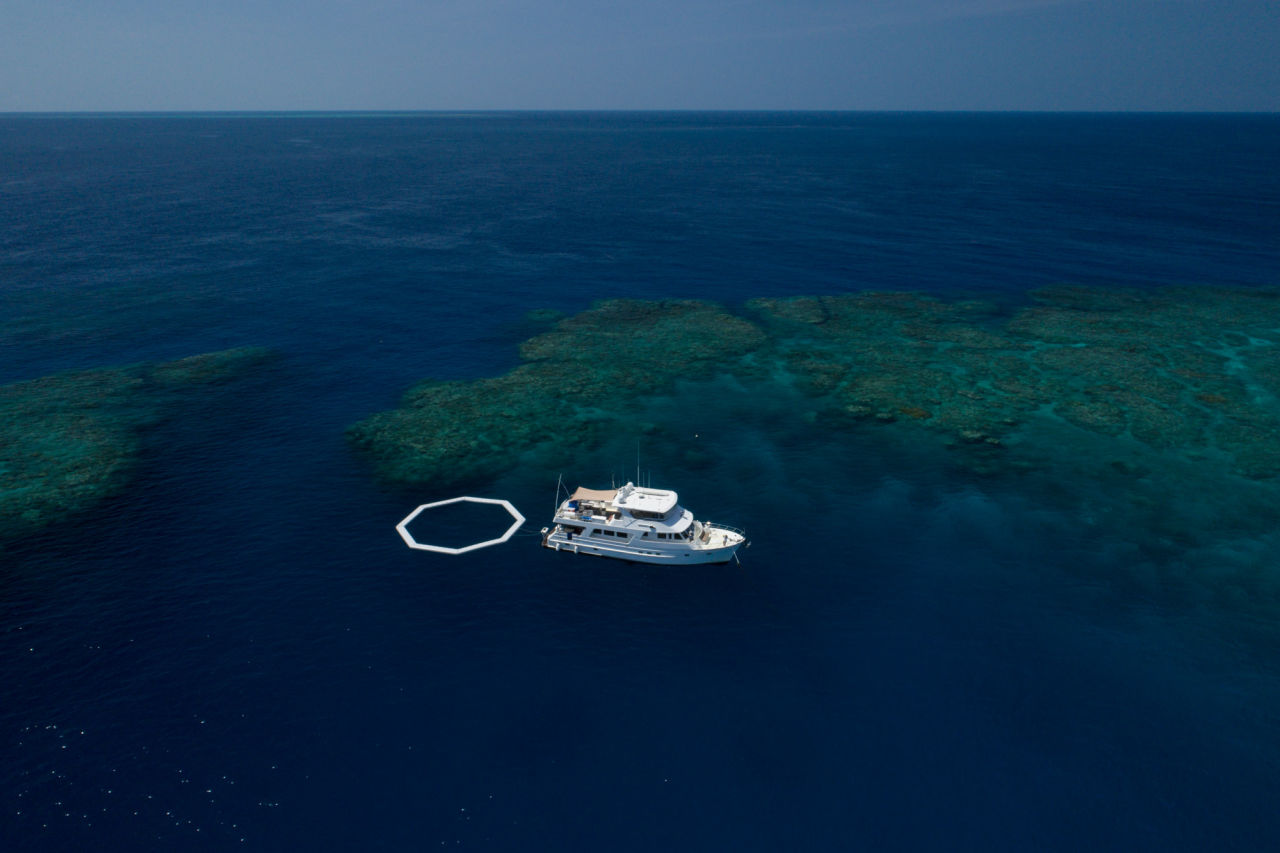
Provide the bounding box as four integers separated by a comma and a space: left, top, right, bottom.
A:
750, 285, 1280, 479
347, 299, 766, 487
353, 286, 1280, 491
0, 347, 273, 545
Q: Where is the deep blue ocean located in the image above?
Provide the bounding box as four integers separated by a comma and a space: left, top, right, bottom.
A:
3, 112, 1280, 851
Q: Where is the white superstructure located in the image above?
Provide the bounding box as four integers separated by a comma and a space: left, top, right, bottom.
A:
541, 481, 747, 564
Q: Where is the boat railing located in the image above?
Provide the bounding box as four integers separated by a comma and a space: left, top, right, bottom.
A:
705, 522, 746, 536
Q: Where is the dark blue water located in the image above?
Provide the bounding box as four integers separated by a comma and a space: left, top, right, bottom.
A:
3, 112, 1279, 851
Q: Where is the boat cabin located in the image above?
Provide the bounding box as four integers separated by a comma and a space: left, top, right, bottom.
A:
556, 482, 697, 542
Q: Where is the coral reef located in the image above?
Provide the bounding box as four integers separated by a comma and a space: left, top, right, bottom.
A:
749, 285, 1280, 479
0, 347, 272, 545
348, 299, 766, 487
351, 286, 1280, 558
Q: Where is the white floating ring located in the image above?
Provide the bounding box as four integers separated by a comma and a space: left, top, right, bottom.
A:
396, 496, 526, 554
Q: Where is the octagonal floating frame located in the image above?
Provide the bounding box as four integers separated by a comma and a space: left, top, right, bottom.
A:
396, 496, 526, 555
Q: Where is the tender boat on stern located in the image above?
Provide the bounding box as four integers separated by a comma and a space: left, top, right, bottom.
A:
541, 481, 747, 564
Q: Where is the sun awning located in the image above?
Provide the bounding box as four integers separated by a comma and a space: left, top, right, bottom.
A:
571, 487, 618, 502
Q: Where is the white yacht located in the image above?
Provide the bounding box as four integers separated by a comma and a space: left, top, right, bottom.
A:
541, 481, 747, 564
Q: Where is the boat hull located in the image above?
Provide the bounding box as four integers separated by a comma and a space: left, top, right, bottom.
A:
542, 530, 742, 565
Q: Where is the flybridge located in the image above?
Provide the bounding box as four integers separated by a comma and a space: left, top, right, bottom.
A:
613, 482, 679, 516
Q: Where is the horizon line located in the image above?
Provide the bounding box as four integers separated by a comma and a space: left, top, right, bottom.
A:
2, 108, 1277, 117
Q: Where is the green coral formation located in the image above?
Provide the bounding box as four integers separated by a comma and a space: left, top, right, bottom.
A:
750, 285, 1280, 480
750, 292, 1036, 442
0, 346, 272, 544
351, 283, 1280, 608
352, 286, 1280, 494
348, 299, 765, 485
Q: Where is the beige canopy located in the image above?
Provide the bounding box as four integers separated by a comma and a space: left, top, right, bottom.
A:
570, 487, 618, 503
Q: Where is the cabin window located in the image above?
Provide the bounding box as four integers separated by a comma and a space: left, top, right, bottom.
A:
630, 509, 667, 521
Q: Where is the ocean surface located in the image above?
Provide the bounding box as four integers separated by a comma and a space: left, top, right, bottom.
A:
2, 112, 1279, 851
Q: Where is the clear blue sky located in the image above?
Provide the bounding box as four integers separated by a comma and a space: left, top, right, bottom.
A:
2, 0, 1276, 111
